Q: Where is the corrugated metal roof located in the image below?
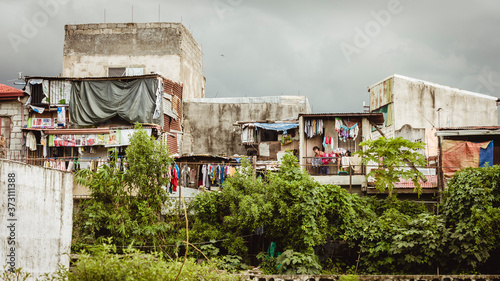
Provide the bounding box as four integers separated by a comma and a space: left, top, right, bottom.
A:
393, 175, 438, 189
435, 126, 500, 136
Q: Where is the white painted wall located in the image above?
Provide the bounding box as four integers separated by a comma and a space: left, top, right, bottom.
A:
0, 160, 73, 280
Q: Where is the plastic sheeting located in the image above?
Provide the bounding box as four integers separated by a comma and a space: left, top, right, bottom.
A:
442, 139, 493, 178
479, 141, 494, 168
70, 78, 163, 126
251, 122, 298, 131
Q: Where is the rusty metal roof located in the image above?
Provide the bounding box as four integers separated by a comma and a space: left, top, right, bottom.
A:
393, 175, 438, 189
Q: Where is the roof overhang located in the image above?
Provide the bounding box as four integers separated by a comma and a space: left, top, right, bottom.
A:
299, 112, 385, 126
435, 129, 500, 137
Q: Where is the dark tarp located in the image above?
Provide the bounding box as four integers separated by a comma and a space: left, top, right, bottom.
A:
70, 78, 163, 126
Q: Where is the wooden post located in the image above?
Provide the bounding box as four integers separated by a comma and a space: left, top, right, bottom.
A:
349, 164, 352, 194
252, 155, 257, 179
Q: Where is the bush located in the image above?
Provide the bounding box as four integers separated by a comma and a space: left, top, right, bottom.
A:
42, 243, 239, 281
257, 250, 322, 275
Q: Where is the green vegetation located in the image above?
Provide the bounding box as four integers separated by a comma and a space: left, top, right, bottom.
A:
73, 124, 178, 249
65, 134, 500, 276
440, 165, 500, 273
36, 242, 239, 281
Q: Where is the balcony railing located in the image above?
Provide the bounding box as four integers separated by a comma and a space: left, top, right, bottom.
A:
301, 156, 365, 176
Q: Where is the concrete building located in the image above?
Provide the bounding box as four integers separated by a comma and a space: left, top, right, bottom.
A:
62, 22, 205, 100
182, 96, 311, 156
368, 74, 500, 160
0, 83, 28, 160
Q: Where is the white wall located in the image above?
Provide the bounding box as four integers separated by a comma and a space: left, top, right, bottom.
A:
0, 160, 73, 279
368, 75, 499, 156
392, 75, 499, 130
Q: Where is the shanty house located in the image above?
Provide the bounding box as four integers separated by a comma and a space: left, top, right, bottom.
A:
22, 74, 183, 175
298, 112, 384, 194
436, 126, 500, 187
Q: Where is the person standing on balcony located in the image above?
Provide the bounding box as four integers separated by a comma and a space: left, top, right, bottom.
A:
313, 146, 329, 175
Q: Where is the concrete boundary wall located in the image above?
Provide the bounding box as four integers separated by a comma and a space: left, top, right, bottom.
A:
246, 275, 500, 281
0, 160, 73, 280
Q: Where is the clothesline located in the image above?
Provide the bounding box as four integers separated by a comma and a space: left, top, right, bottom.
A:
305, 118, 359, 141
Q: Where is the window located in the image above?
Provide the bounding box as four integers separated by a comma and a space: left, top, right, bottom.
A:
260, 129, 278, 142
0, 117, 11, 149
108, 67, 145, 77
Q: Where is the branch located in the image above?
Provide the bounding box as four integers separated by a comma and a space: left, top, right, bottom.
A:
184, 241, 221, 274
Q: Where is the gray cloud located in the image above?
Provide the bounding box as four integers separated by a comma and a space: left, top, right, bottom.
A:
1, 0, 500, 116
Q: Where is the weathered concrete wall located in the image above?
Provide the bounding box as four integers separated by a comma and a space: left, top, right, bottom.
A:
392, 75, 499, 130
0, 160, 73, 280
246, 275, 500, 281
368, 74, 499, 154
182, 96, 311, 156
62, 22, 204, 99
0, 100, 28, 157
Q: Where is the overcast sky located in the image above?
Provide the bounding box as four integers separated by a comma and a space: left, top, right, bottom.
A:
1, 0, 500, 114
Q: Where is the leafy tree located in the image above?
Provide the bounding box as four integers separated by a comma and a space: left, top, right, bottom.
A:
356, 137, 427, 196
73, 124, 176, 248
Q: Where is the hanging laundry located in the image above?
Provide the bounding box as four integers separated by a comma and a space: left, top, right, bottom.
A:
174, 163, 181, 186
181, 164, 190, 187
201, 165, 207, 187
27, 132, 37, 151
171, 166, 178, 192
306, 119, 325, 138
228, 166, 236, 177
335, 118, 359, 142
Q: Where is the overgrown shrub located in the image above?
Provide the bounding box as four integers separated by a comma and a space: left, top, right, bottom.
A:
41, 243, 239, 281
440, 165, 500, 272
